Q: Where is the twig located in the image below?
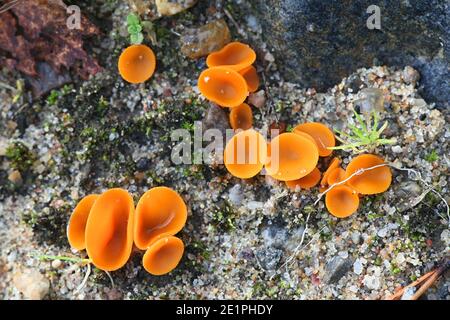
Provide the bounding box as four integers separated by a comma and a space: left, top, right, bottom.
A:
0, 0, 20, 14
314, 163, 450, 225
314, 163, 388, 206
73, 263, 91, 295
0, 81, 16, 91
105, 271, 115, 288
223, 8, 246, 38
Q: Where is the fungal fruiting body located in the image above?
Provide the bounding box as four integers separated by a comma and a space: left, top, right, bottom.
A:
67, 194, 99, 251
345, 154, 392, 194
294, 122, 335, 157
285, 167, 321, 190
320, 157, 341, 188
142, 236, 184, 276
118, 44, 156, 84
229, 103, 253, 130
265, 132, 319, 181
206, 42, 256, 71
85, 188, 135, 271
134, 187, 187, 250
239, 65, 260, 92
224, 129, 267, 179
325, 185, 360, 218
198, 67, 248, 107
327, 167, 346, 186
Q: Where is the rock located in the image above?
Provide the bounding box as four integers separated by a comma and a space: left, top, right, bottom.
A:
155, 0, 197, 16
202, 103, 230, 137
13, 269, 50, 299
353, 259, 364, 275
260, 224, 288, 249
255, 247, 282, 271
180, 19, 231, 59
357, 88, 384, 114
8, 170, 23, 185
51, 259, 62, 269
402, 66, 420, 84
248, 90, 266, 109
253, 0, 449, 109
323, 255, 353, 284
401, 287, 416, 300
228, 184, 243, 206
136, 157, 151, 171
394, 181, 424, 212
363, 274, 381, 290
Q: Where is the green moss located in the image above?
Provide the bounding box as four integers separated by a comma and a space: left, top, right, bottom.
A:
5, 141, 36, 172
212, 201, 237, 231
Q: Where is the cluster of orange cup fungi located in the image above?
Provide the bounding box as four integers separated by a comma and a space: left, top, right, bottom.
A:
223, 122, 392, 219
198, 42, 259, 130
118, 44, 156, 84
67, 187, 187, 275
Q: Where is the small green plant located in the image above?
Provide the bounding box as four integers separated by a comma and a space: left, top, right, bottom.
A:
46, 90, 60, 105
127, 13, 144, 44
329, 109, 396, 153
425, 150, 438, 163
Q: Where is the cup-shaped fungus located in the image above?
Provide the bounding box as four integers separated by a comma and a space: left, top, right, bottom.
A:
239, 66, 259, 92
320, 157, 341, 188
142, 235, 184, 276
285, 167, 321, 190
327, 167, 346, 186
198, 67, 248, 107
265, 133, 319, 181
224, 129, 267, 179
325, 185, 359, 218
229, 103, 253, 130
118, 44, 156, 84
134, 187, 187, 250
345, 154, 392, 195
293, 122, 335, 157
206, 42, 256, 71
85, 188, 135, 271
67, 194, 99, 251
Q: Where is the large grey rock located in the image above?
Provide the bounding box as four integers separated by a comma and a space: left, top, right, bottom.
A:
253, 0, 449, 109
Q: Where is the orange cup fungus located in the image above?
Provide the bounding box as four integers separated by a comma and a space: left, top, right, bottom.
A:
285, 167, 321, 190
229, 103, 253, 130
265, 133, 319, 181
294, 122, 335, 157
142, 236, 184, 276
325, 185, 360, 218
206, 42, 256, 71
67, 186, 188, 275
118, 44, 156, 84
239, 65, 259, 92
134, 187, 187, 250
224, 129, 267, 179
198, 67, 248, 107
85, 188, 135, 271
67, 194, 99, 251
320, 157, 341, 188
327, 167, 346, 186
345, 154, 392, 195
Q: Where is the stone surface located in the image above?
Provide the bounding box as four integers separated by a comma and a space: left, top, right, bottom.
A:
252, 0, 449, 108
323, 255, 353, 284
13, 269, 50, 300
181, 19, 231, 59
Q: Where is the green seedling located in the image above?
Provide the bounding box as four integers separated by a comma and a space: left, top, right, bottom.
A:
330, 109, 396, 153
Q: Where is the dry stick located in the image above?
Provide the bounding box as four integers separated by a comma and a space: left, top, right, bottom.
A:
73, 263, 91, 295
223, 8, 246, 38
385, 269, 436, 300
314, 163, 450, 225
0, 0, 20, 14
410, 260, 449, 300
